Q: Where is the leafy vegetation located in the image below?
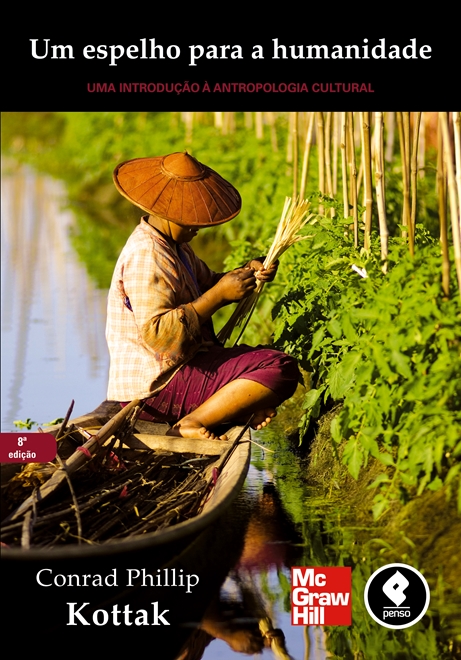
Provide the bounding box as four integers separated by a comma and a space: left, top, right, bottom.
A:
272, 215, 461, 516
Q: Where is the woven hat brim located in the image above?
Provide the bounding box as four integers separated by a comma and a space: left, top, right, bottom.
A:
113, 156, 241, 226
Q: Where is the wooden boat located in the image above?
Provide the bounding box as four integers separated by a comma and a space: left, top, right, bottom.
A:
1, 400, 252, 559
1, 401, 253, 646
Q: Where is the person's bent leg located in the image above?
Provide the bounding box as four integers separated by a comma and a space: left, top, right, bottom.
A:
167, 378, 280, 440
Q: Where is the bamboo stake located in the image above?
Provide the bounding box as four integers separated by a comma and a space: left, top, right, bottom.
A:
341, 112, 349, 220
292, 112, 299, 199
5, 399, 141, 523
454, 112, 461, 214
397, 112, 411, 248
347, 112, 359, 247
333, 112, 339, 195
439, 112, 461, 298
299, 112, 315, 200
418, 112, 426, 179
325, 112, 334, 208
410, 112, 422, 252
255, 112, 264, 140
385, 112, 395, 163
184, 111, 194, 146
375, 112, 389, 269
317, 112, 325, 214
267, 111, 279, 152
437, 118, 450, 297
361, 111, 373, 249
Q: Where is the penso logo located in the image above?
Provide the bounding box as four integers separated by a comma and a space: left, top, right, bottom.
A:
364, 563, 430, 629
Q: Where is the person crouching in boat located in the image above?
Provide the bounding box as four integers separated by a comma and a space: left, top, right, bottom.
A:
106, 152, 300, 440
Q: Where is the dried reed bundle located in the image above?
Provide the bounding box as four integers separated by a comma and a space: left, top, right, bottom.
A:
217, 197, 314, 345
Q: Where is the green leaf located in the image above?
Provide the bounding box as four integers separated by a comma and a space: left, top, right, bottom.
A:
368, 473, 392, 489
13, 418, 37, 430
43, 417, 64, 426
342, 438, 363, 479
329, 352, 361, 399
376, 452, 395, 467
372, 498, 389, 519
330, 416, 342, 443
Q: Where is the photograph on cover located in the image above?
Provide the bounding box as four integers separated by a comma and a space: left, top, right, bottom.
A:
1, 110, 460, 659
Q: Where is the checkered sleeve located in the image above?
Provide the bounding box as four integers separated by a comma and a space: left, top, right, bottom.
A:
123, 238, 203, 362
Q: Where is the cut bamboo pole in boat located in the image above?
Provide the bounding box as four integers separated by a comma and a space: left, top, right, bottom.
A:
4, 398, 141, 523
127, 434, 228, 455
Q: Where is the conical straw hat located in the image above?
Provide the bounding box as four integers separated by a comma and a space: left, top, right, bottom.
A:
113, 152, 241, 226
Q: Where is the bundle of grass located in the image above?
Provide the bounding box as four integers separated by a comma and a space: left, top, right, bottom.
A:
217, 197, 315, 345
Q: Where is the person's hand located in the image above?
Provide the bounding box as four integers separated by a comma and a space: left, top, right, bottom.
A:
215, 268, 257, 303
247, 257, 279, 282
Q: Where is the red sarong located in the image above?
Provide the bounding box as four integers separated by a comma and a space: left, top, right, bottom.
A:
125, 345, 299, 423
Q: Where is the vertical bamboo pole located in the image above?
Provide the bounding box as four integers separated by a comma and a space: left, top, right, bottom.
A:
184, 111, 194, 145
347, 112, 359, 247
375, 112, 388, 269
299, 112, 315, 200
397, 112, 412, 251
317, 112, 325, 215
244, 112, 253, 129
385, 112, 395, 163
410, 112, 422, 249
454, 112, 461, 210
418, 112, 426, 179
361, 111, 373, 250
341, 112, 349, 220
255, 112, 264, 140
214, 112, 223, 130
292, 112, 299, 200
286, 112, 294, 164
267, 111, 279, 152
439, 112, 461, 298
324, 113, 333, 195
333, 112, 339, 195
325, 112, 335, 217
437, 118, 449, 297
403, 113, 412, 252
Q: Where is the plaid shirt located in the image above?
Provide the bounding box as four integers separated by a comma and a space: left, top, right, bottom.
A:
106, 218, 220, 400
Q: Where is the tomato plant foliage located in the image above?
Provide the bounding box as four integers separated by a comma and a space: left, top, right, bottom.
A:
272, 217, 461, 516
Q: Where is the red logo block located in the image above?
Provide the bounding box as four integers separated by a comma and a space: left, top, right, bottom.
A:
291, 566, 352, 626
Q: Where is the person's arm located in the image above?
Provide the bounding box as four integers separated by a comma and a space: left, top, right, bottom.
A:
191, 267, 257, 322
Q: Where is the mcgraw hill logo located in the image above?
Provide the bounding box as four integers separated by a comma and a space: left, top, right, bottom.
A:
291, 567, 352, 626
364, 563, 430, 629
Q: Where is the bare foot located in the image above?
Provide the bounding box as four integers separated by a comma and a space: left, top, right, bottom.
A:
167, 420, 228, 441
251, 408, 277, 430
